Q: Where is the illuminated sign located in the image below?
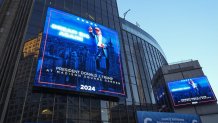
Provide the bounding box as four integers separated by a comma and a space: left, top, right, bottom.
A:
34, 7, 126, 97
137, 111, 201, 123
167, 76, 216, 107
154, 86, 167, 108
50, 23, 90, 41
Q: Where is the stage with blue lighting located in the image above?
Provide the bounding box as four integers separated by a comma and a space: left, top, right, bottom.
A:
34, 7, 126, 97
167, 76, 216, 107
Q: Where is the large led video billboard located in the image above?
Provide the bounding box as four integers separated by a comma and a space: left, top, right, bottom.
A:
167, 76, 216, 107
34, 7, 126, 97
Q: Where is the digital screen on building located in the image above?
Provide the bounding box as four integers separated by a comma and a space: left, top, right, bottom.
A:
167, 76, 216, 107
34, 7, 126, 97
137, 111, 201, 123
154, 86, 167, 108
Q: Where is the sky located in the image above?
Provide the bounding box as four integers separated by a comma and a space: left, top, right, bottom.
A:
117, 0, 218, 99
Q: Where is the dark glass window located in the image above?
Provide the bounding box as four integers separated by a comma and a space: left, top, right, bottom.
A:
55, 0, 64, 8
90, 110, 101, 121
73, 0, 81, 15
64, 0, 73, 11
80, 110, 90, 120
68, 105, 79, 119
95, 0, 101, 7
127, 109, 135, 123
0, 0, 3, 6
107, 4, 113, 14
91, 99, 100, 110
46, 0, 55, 6
102, 15, 109, 26
101, 1, 107, 11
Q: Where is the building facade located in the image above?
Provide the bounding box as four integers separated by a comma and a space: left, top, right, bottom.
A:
0, 0, 167, 123
152, 60, 218, 123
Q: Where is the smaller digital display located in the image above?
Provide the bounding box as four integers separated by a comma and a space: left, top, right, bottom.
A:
167, 76, 217, 107
137, 111, 201, 123
154, 86, 167, 108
